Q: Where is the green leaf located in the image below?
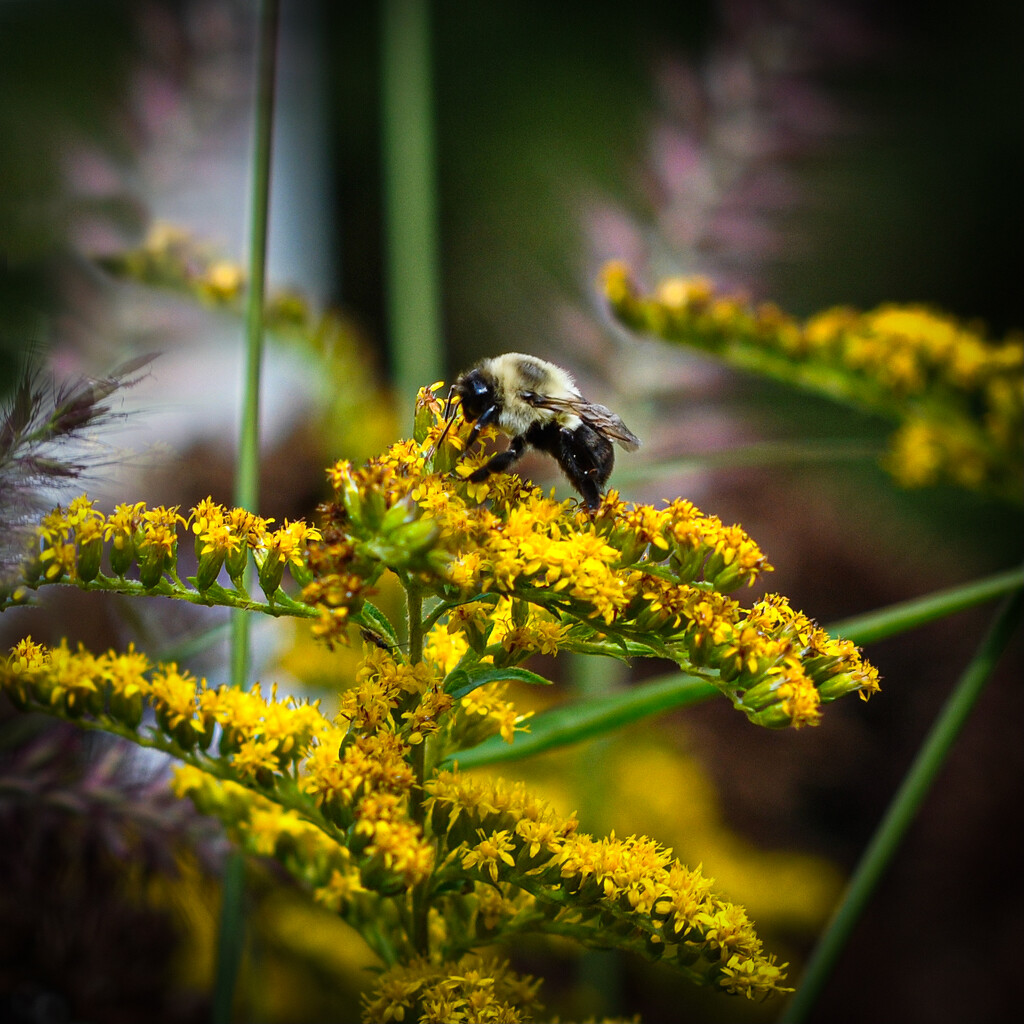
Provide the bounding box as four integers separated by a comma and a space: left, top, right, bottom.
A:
444, 664, 554, 700
556, 639, 636, 662
354, 600, 402, 647
445, 672, 717, 768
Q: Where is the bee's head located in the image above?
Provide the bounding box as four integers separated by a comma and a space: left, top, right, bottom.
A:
453, 368, 496, 422
426, 365, 499, 466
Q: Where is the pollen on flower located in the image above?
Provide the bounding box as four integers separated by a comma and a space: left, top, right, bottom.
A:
313, 867, 369, 913
423, 624, 469, 675
232, 736, 286, 781
268, 519, 323, 565
489, 601, 570, 657
148, 664, 205, 733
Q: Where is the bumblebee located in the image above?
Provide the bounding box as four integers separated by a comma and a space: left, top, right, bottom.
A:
433, 353, 641, 512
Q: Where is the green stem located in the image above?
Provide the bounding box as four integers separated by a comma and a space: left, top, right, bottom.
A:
232, 0, 280, 690
449, 672, 717, 769
212, 851, 247, 1024
828, 567, 1024, 646
381, 0, 443, 428
218, 3, 279, 1022
612, 438, 883, 484
407, 582, 424, 666
781, 584, 1023, 1023
10, 574, 317, 618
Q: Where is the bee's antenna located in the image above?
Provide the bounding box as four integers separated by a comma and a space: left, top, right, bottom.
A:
424, 385, 458, 466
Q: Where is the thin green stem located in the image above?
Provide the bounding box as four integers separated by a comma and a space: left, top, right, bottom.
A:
407, 583, 425, 666
381, 0, 443, 428
218, 3, 279, 1022
612, 438, 883, 485
9, 573, 317, 618
780, 584, 1023, 1023
212, 852, 247, 1024
232, 0, 280, 690
828, 567, 1024, 646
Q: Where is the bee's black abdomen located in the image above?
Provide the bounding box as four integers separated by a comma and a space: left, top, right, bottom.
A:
524, 421, 562, 459
527, 421, 614, 511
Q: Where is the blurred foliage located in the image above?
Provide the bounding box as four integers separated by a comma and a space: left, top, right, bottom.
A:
0, 2, 141, 378
95, 223, 397, 464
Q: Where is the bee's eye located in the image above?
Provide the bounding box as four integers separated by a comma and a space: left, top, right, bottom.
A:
459, 372, 493, 420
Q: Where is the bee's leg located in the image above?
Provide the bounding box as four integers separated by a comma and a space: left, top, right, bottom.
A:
463, 405, 500, 452
557, 425, 614, 513
466, 434, 527, 482
572, 472, 603, 513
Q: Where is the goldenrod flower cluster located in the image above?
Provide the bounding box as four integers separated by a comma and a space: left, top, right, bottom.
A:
302, 386, 879, 729
0, 384, 887, 1014
425, 770, 791, 999
1, 637, 433, 907
603, 261, 1024, 503
99, 222, 272, 315
1, 630, 796, 1008
3, 494, 319, 610
360, 955, 542, 1024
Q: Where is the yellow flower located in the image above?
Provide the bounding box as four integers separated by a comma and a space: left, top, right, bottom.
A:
423, 624, 469, 675
719, 953, 793, 999
361, 957, 539, 1024
199, 259, 245, 302
231, 736, 285, 782
313, 867, 369, 913
149, 663, 210, 747
455, 683, 529, 747
8, 636, 48, 672
267, 519, 322, 566
189, 496, 227, 537
603, 263, 1023, 501
463, 829, 517, 883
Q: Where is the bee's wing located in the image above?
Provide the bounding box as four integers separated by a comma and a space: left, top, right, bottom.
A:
580, 402, 642, 451
526, 393, 642, 451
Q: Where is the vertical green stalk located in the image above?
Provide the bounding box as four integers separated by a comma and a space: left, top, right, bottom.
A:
231, 0, 279, 688
781, 585, 1023, 1023
570, 654, 627, 1010
216, 3, 279, 1022
211, 852, 247, 1024
381, 0, 444, 427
